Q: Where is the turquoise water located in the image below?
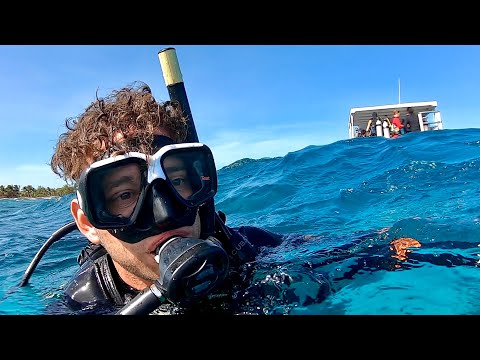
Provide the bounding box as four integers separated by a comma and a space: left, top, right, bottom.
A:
1, 128, 480, 314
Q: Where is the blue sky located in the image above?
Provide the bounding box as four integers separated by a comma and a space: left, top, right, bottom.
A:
1, 45, 479, 188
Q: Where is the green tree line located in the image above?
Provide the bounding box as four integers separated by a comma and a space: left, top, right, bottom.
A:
0, 184, 75, 198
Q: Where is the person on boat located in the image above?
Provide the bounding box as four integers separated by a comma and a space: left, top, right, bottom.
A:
49, 81, 285, 315
391, 110, 404, 138
403, 107, 420, 133
365, 112, 380, 137
382, 115, 393, 138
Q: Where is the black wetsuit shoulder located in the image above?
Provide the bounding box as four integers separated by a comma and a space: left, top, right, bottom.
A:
216, 223, 284, 264
63, 243, 138, 313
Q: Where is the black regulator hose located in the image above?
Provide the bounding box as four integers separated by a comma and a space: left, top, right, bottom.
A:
1, 221, 78, 306
116, 282, 166, 315
19, 221, 78, 287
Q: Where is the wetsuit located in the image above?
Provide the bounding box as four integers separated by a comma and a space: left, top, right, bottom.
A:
61, 216, 284, 315
403, 113, 420, 132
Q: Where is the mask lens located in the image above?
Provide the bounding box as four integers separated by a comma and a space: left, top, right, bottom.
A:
161, 146, 217, 207
87, 158, 146, 228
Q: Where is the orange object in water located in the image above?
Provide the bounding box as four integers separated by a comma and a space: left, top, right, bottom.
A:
389, 237, 422, 261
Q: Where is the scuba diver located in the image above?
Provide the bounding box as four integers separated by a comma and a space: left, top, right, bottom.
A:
46, 81, 285, 315
26, 80, 474, 315
21, 49, 472, 315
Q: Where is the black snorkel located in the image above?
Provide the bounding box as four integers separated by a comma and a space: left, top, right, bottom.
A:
159, 48, 199, 144
116, 47, 228, 315
158, 47, 217, 240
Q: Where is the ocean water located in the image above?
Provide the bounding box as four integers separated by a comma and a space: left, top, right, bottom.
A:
1, 128, 479, 315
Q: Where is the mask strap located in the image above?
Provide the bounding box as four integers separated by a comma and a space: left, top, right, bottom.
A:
152, 135, 175, 153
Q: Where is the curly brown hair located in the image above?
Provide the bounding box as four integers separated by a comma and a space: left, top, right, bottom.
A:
50, 81, 189, 184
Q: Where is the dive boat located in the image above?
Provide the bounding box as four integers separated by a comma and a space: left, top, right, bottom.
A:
348, 101, 444, 139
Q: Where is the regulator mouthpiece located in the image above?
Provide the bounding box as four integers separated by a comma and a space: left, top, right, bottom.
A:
154, 236, 229, 305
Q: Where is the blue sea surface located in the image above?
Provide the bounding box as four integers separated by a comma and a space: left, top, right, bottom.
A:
1, 128, 479, 315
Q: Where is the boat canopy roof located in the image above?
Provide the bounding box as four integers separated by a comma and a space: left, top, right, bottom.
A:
349, 101, 438, 131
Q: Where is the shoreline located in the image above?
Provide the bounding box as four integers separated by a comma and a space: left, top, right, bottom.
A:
0, 196, 62, 200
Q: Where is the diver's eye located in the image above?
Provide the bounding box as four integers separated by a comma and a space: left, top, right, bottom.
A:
119, 192, 133, 200
171, 178, 186, 187
105, 189, 141, 216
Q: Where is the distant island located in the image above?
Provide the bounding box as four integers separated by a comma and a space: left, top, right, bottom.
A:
0, 184, 75, 199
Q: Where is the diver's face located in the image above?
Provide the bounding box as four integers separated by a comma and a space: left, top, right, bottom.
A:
95, 154, 200, 289
84, 131, 202, 291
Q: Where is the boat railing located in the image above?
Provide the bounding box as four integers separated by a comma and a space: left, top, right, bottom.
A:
418, 111, 443, 131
